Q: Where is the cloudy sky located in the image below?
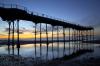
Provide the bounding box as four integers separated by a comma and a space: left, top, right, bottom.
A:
0, 0, 100, 38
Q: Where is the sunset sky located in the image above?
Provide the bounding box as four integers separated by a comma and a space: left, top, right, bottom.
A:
0, 0, 100, 39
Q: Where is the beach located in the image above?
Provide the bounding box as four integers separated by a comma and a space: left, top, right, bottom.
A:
0, 45, 100, 66
0, 54, 100, 66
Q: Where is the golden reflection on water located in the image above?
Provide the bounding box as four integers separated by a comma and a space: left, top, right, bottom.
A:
20, 42, 70, 48
21, 44, 34, 48
3, 42, 74, 50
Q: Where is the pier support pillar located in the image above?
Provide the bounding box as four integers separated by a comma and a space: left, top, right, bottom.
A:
12, 21, 15, 56
63, 27, 66, 56
34, 23, 37, 59
69, 28, 70, 55
40, 23, 42, 60
46, 24, 48, 61
17, 20, 20, 56
73, 29, 76, 53
79, 30, 81, 50
57, 26, 59, 58
52, 26, 54, 59
8, 22, 11, 55
77, 30, 79, 50
93, 29, 94, 49
90, 30, 91, 50
86, 30, 88, 49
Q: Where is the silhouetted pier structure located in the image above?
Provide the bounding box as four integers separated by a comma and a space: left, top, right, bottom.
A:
0, 4, 94, 62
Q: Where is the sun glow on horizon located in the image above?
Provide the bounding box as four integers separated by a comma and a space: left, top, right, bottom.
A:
0, 30, 98, 39
0, 31, 70, 39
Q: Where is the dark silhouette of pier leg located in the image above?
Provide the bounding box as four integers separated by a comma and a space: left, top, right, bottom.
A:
57, 26, 59, 58
80, 31, 83, 49
83, 31, 85, 49
75, 30, 77, 51
52, 26, 54, 59
77, 30, 79, 50
90, 30, 92, 50
93, 29, 94, 49
40, 23, 42, 60
78, 30, 79, 50
8, 22, 11, 55
80, 31, 82, 49
85, 31, 87, 49
73, 29, 75, 53
81, 31, 83, 49
79, 30, 81, 50
46, 24, 48, 61
17, 20, 20, 56
63, 27, 66, 56
34, 23, 37, 59
72, 30, 73, 53
85, 30, 87, 49
81, 30, 83, 49
75, 30, 77, 52
86, 30, 88, 49
12, 21, 15, 56
76, 30, 78, 51
74, 30, 76, 52
11, 21, 15, 66
16, 20, 20, 66
69, 28, 70, 55
73, 29, 76, 52
84, 31, 86, 49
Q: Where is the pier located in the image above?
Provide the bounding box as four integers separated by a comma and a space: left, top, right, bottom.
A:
0, 3, 95, 65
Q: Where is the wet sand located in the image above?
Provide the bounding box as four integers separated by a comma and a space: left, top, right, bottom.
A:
0, 55, 100, 66
0, 49, 99, 66
83, 40, 100, 44
57, 57, 100, 66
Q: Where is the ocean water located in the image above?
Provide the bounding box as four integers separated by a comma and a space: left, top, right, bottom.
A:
0, 42, 95, 60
